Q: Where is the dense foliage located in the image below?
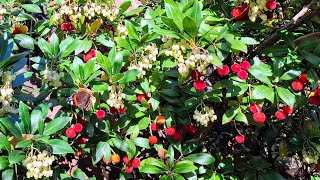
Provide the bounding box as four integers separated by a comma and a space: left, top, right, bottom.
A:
0, 0, 320, 179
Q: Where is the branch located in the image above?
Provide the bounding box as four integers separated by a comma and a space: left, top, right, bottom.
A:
252, 0, 320, 56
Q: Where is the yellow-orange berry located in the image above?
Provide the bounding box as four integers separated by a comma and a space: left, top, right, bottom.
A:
112, 154, 120, 164
156, 115, 166, 125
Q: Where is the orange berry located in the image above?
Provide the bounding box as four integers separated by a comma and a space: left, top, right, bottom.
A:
19, 25, 28, 34
112, 154, 120, 164
156, 115, 166, 125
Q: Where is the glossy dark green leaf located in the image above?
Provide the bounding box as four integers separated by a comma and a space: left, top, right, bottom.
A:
2, 169, 13, 180
185, 153, 215, 165
19, 101, 31, 134
8, 150, 25, 164
173, 160, 197, 173
47, 139, 74, 154
22, 4, 42, 13
0, 132, 10, 152
183, 16, 197, 38
14, 34, 34, 50
140, 165, 164, 174
43, 116, 71, 135
93, 141, 111, 164
222, 107, 239, 125
0, 157, 9, 170
276, 87, 295, 108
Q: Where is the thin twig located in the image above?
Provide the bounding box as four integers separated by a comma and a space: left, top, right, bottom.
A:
252, 0, 319, 56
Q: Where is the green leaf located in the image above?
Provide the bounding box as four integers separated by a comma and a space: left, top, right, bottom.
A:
210, 54, 223, 68
47, 139, 74, 154
93, 142, 111, 164
61, 39, 82, 58
0, 132, 10, 152
183, 16, 197, 38
240, 37, 259, 45
14, 34, 34, 50
276, 87, 296, 108
30, 104, 48, 135
97, 51, 112, 78
140, 165, 164, 174
73, 168, 87, 180
15, 140, 32, 149
164, 0, 184, 31
252, 85, 274, 100
307, 69, 319, 90
19, 101, 31, 134
118, 69, 140, 84
300, 50, 320, 67
230, 40, 247, 53
222, 107, 239, 125
0, 118, 22, 139
248, 68, 272, 86
235, 112, 248, 124
118, 0, 132, 15
8, 150, 25, 164
43, 116, 71, 135
279, 69, 305, 81
152, 27, 180, 39
173, 160, 197, 173
2, 169, 13, 180
185, 153, 215, 165
226, 83, 248, 97
22, 4, 42, 13
0, 157, 9, 170
125, 21, 140, 40
162, 60, 178, 68
49, 33, 60, 57
133, 137, 151, 149
161, 16, 181, 31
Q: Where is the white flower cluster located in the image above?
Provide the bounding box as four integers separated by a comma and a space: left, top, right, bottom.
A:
22, 150, 54, 179
0, 71, 18, 116
43, 68, 64, 87
107, 85, 126, 110
115, 23, 128, 38
302, 149, 319, 164
162, 37, 189, 61
179, 53, 213, 76
0, 5, 6, 24
128, 43, 158, 78
193, 105, 217, 127
53, 2, 119, 24
239, 0, 274, 22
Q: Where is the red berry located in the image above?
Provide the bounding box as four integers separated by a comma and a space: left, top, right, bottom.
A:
299, 73, 309, 84
83, 53, 93, 63
12, 27, 20, 34
240, 61, 251, 70
193, 80, 206, 91
172, 131, 182, 141
73, 123, 83, 133
316, 163, 320, 171
291, 80, 304, 92
235, 134, 245, 144
137, 94, 148, 102
310, 95, 320, 105
165, 127, 175, 136
61, 23, 69, 31
125, 165, 133, 173
118, 107, 126, 114
66, 128, 77, 138
282, 105, 293, 115
249, 103, 262, 114
149, 136, 158, 145
81, 118, 89, 125
96, 110, 106, 120
266, 0, 277, 10
150, 123, 158, 131
237, 70, 248, 80
123, 155, 129, 164
68, 23, 75, 30
275, 110, 286, 120
187, 124, 197, 135
89, 49, 96, 57
191, 70, 202, 80
131, 158, 140, 168
231, 7, 244, 21
217, 65, 230, 76
315, 88, 320, 96
231, 63, 241, 73
78, 136, 87, 144
253, 112, 266, 124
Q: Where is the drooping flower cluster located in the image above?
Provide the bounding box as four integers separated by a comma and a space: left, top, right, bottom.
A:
52, 1, 119, 24
182, 53, 213, 76
128, 43, 158, 78
43, 68, 64, 87
161, 37, 189, 65
0, 5, 6, 24
302, 149, 319, 164
193, 105, 217, 127
22, 150, 54, 179
107, 84, 126, 110
115, 23, 128, 38
0, 71, 18, 116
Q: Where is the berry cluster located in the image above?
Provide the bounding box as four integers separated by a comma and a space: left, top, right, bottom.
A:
60, 22, 75, 31
22, 150, 54, 179
193, 105, 217, 127
231, 0, 278, 22
65, 123, 83, 139
165, 126, 182, 141
103, 154, 121, 164
231, 61, 251, 80
128, 43, 158, 78
275, 105, 293, 120
0, 5, 6, 24
83, 49, 96, 63
115, 23, 128, 38
43, 68, 64, 87
291, 73, 309, 92
302, 149, 319, 164
310, 88, 320, 105
0, 71, 18, 116
123, 156, 141, 173
249, 103, 266, 124
107, 85, 126, 110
